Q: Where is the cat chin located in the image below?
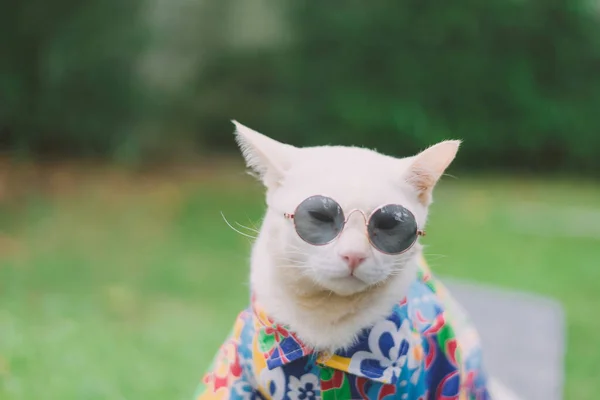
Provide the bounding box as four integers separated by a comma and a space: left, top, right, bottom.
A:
309, 275, 382, 297
251, 239, 419, 351
260, 268, 416, 352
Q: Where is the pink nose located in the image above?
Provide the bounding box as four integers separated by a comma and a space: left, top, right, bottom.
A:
341, 252, 367, 272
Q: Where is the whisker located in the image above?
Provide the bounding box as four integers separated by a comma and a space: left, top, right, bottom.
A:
286, 245, 308, 252
423, 253, 448, 258
220, 212, 257, 239
274, 255, 307, 262
274, 258, 307, 265
235, 221, 259, 233
388, 267, 408, 275
388, 270, 406, 276
391, 261, 408, 267
442, 173, 458, 180
279, 247, 310, 255
281, 252, 310, 257
244, 214, 262, 231
277, 265, 308, 269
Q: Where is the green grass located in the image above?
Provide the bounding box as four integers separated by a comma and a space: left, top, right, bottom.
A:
0, 166, 599, 399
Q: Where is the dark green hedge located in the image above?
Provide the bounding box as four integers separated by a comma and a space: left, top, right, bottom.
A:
205, 0, 600, 173
0, 0, 147, 159
2, 0, 600, 172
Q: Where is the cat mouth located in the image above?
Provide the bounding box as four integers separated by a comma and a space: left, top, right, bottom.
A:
333, 274, 369, 285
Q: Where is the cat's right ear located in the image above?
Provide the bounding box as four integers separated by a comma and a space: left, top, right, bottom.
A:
405, 140, 461, 205
232, 120, 297, 189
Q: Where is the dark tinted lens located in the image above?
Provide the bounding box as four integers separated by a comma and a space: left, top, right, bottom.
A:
367, 205, 418, 254
294, 196, 344, 245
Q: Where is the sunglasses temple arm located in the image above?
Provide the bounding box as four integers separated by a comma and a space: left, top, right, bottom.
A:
417, 229, 426, 237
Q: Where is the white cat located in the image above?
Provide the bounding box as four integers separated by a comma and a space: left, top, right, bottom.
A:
238, 121, 454, 351
195, 121, 520, 400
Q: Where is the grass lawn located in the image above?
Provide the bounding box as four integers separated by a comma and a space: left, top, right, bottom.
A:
0, 162, 599, 399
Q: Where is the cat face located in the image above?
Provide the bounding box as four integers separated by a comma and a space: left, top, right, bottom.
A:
234, 121, 459, 296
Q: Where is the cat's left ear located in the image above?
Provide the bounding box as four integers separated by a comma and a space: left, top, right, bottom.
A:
405, 140, 461, 205
232, 120, 297, 190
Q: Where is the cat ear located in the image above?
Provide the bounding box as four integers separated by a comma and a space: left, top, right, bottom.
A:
232, 120, 297, 189
405, 140, 461, 205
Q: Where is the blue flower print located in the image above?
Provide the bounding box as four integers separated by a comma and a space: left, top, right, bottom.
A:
349, 320, 421, 385
288, 372, 320, 400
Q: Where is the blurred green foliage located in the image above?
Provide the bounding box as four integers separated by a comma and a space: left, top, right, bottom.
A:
2, 0, 600, 171
0, 0, 147, 159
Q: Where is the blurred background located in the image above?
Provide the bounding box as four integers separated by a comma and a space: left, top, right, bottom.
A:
0, 0, 599, 398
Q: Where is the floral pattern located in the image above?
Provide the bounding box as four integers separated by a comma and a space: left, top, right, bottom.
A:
259, 366, 286, 400
350, 320, 416, 384
195, 258, 491, 400
288, 373, 320, 400
254, 305, 312, 370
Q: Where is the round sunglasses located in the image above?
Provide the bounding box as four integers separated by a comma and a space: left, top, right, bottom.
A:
283, 195, 425, 255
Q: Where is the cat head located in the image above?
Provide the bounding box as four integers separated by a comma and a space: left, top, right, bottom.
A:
234, 121, 459, 297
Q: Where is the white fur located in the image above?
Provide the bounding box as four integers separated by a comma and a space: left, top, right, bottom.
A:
232, 120, 460, 352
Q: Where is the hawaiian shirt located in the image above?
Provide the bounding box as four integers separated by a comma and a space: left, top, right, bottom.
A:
194, 259, 490, 399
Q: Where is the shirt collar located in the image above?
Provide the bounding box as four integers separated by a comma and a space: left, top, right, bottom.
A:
252, 298, 314, 370
251, 293, 426, 386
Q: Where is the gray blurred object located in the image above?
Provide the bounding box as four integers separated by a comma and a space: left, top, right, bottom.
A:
444, 279, 566, 400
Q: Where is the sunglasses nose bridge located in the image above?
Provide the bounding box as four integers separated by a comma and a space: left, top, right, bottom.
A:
344, 209, 368, 225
